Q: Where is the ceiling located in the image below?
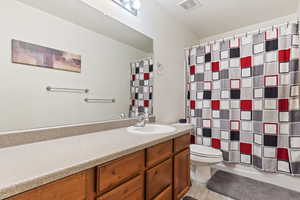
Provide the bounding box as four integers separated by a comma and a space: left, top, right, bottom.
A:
155, 0, 299, 38
16, 0, 153, 53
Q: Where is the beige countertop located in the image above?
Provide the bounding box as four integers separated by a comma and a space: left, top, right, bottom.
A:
0, 123, 192, 200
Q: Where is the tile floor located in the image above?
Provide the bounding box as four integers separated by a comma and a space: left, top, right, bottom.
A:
183, 181, 234, 200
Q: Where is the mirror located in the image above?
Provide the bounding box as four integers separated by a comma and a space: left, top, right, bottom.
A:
0, 0, 154, 132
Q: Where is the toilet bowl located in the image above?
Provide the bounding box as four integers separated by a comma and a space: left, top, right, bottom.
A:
190, 144, 223, 184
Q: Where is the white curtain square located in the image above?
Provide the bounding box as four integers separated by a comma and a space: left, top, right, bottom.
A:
191, 82, 197, 91
205, 44, 211, 53
205, 62, 211, 71
220, 60, 229, 70
242, 78, 252, 88
254, 43, 264, 54
254, 54, 264, 65
278, 161, 291, 173
204, 82, 212, 90
220, 100, 230, 109
213, 80, 221, 90
290, 98, 300, 110
203, 100, 211, 108
196, 136, 203, 145
212, 110, 220, 118
290, 137, 300, 148
241, 121, 252, 131
196, 64, 205, 73
265, 62, 278, 75
221, 140, 229, 151
230, 141, 239, 151
280, 123, 290, 135
280, 74, 290, 85
213, 43, 220, 51
221, 90, 230, 99
212, 72, 219, 80
196, 101, 203, 109
231, 121, 240, 130
242, 68, 251, 77
242, 36, 252, 45
241, 154, 251, 164
231, 100, 240, 109
253, 144, 262, 157
203, 119, 211, 128
197, 56, 205, 64
221, 51, 229, 59
241, 111, 252, 120
197, 92, 203, 99
230, 38, 240, 48
190, 75, 195, 82
292, 35, 299, 46
264, 99, 277, 110
197, 128, 203, 136
203, 137, 211, 146
290, 150, 300, 162
254, 134, 263, 145
230, 58, 240, 68
291, 86, 300, 97
291, 48, 300, 60
230, 79, 240, 89
266, 29, 278, 40
279, 63, 289, 73
264, 123, 278, 135
279, 112, 289, 122
190, 110, 195, 116
264, 147, 276, 158
213, 119, 221, 128
221, 131, 230, 140
190, 118, 197, 126
265, 75, 278, 87
254, 88, 263, 99
265, 51, 278, 63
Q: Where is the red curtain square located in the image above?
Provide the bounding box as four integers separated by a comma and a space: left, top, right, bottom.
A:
212, 62, 220, 72
240, 56, 252, 68
278, 99, 289, 111
240, 100, 252, 111
190, 100, 196, 109
132, 99, 135, 106
132, 74, 136, 81
211, 100, 220, 110
212, 139, 221, 149
278, 49, 291, 63
277, 148, 289, 161
144, 100, 149, 107
190, 65, 196, 75
240, 143, 252, 155
144, 73, 150, 80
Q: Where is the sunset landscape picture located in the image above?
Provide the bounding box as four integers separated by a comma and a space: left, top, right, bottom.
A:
12, 39, 81, 72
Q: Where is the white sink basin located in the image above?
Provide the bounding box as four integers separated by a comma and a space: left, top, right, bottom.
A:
127, 124, 177, 134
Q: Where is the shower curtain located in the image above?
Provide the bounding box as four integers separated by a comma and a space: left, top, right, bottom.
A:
185, 23, 300, 175
129, 57, 154, 117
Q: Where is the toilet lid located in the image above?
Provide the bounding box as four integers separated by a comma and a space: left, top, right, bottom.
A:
190, 144, 223, 158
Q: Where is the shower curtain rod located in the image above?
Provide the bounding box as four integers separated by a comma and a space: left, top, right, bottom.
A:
184, 19, 299, 50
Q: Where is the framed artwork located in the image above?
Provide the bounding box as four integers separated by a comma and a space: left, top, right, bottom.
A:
12, 39, 81, 73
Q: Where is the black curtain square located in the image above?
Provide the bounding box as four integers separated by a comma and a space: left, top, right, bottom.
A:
205, 53, 211, 62
264, 135, 278, 147
230, 131, 240, 141
230, 90, 240, 99
230, 48, 240, 58
203, 91, 212, 99
265, 39, 278, 52
203, 128, 212, 137
265, 88, 278, 98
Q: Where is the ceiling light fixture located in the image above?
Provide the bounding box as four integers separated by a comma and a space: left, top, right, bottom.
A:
112, 0, 141, 16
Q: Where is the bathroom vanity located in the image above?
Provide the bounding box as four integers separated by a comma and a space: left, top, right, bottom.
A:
1, 125, 191, 200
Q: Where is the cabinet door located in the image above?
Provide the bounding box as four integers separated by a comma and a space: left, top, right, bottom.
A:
153, 186, 172, 200
146, 158, 172, 200
174, 149, 190, 200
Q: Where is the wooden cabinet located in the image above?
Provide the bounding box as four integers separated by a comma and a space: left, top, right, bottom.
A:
174, 149, 190, 200
146, 158, 172, 200
97, 150, 144, 195
6, 134, 190, 200
6, 171, 90, 200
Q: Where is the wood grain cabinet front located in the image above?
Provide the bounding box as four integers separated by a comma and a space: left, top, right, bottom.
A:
146, 140, 173, 168
152, 186, 172, 200
96, 150, 145, 195
146, 158, 172, 200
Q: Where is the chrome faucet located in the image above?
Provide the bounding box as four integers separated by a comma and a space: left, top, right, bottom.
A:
134, 112, 149, 127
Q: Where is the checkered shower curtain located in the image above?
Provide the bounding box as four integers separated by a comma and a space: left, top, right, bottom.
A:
185, 23, 300, 175
129, 58, 154, 117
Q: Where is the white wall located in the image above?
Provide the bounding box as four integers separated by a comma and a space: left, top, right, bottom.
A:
0, 0, 148, 132
198, 13, 297, 43
79, 0, 198, 123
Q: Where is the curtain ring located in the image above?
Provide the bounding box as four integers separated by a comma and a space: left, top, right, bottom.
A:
258, 28, 261, 34
245, 32, 248, 37
272, 25, 275, 31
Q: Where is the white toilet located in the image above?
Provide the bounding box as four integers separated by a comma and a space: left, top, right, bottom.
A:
190, 144, 223, 184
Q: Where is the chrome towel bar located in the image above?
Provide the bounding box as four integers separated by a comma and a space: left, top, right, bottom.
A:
46, 86, 89, 93
84, 98, 116, 103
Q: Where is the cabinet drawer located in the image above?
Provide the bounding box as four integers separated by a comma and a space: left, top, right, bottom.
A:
6, 172, 87, 200
146, 140, 173, 167
97, 150, 145, 194
174, 134, 190, 153
146, 158, 172, 200
97, 175, 144, 200
153, 186, 172, 200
